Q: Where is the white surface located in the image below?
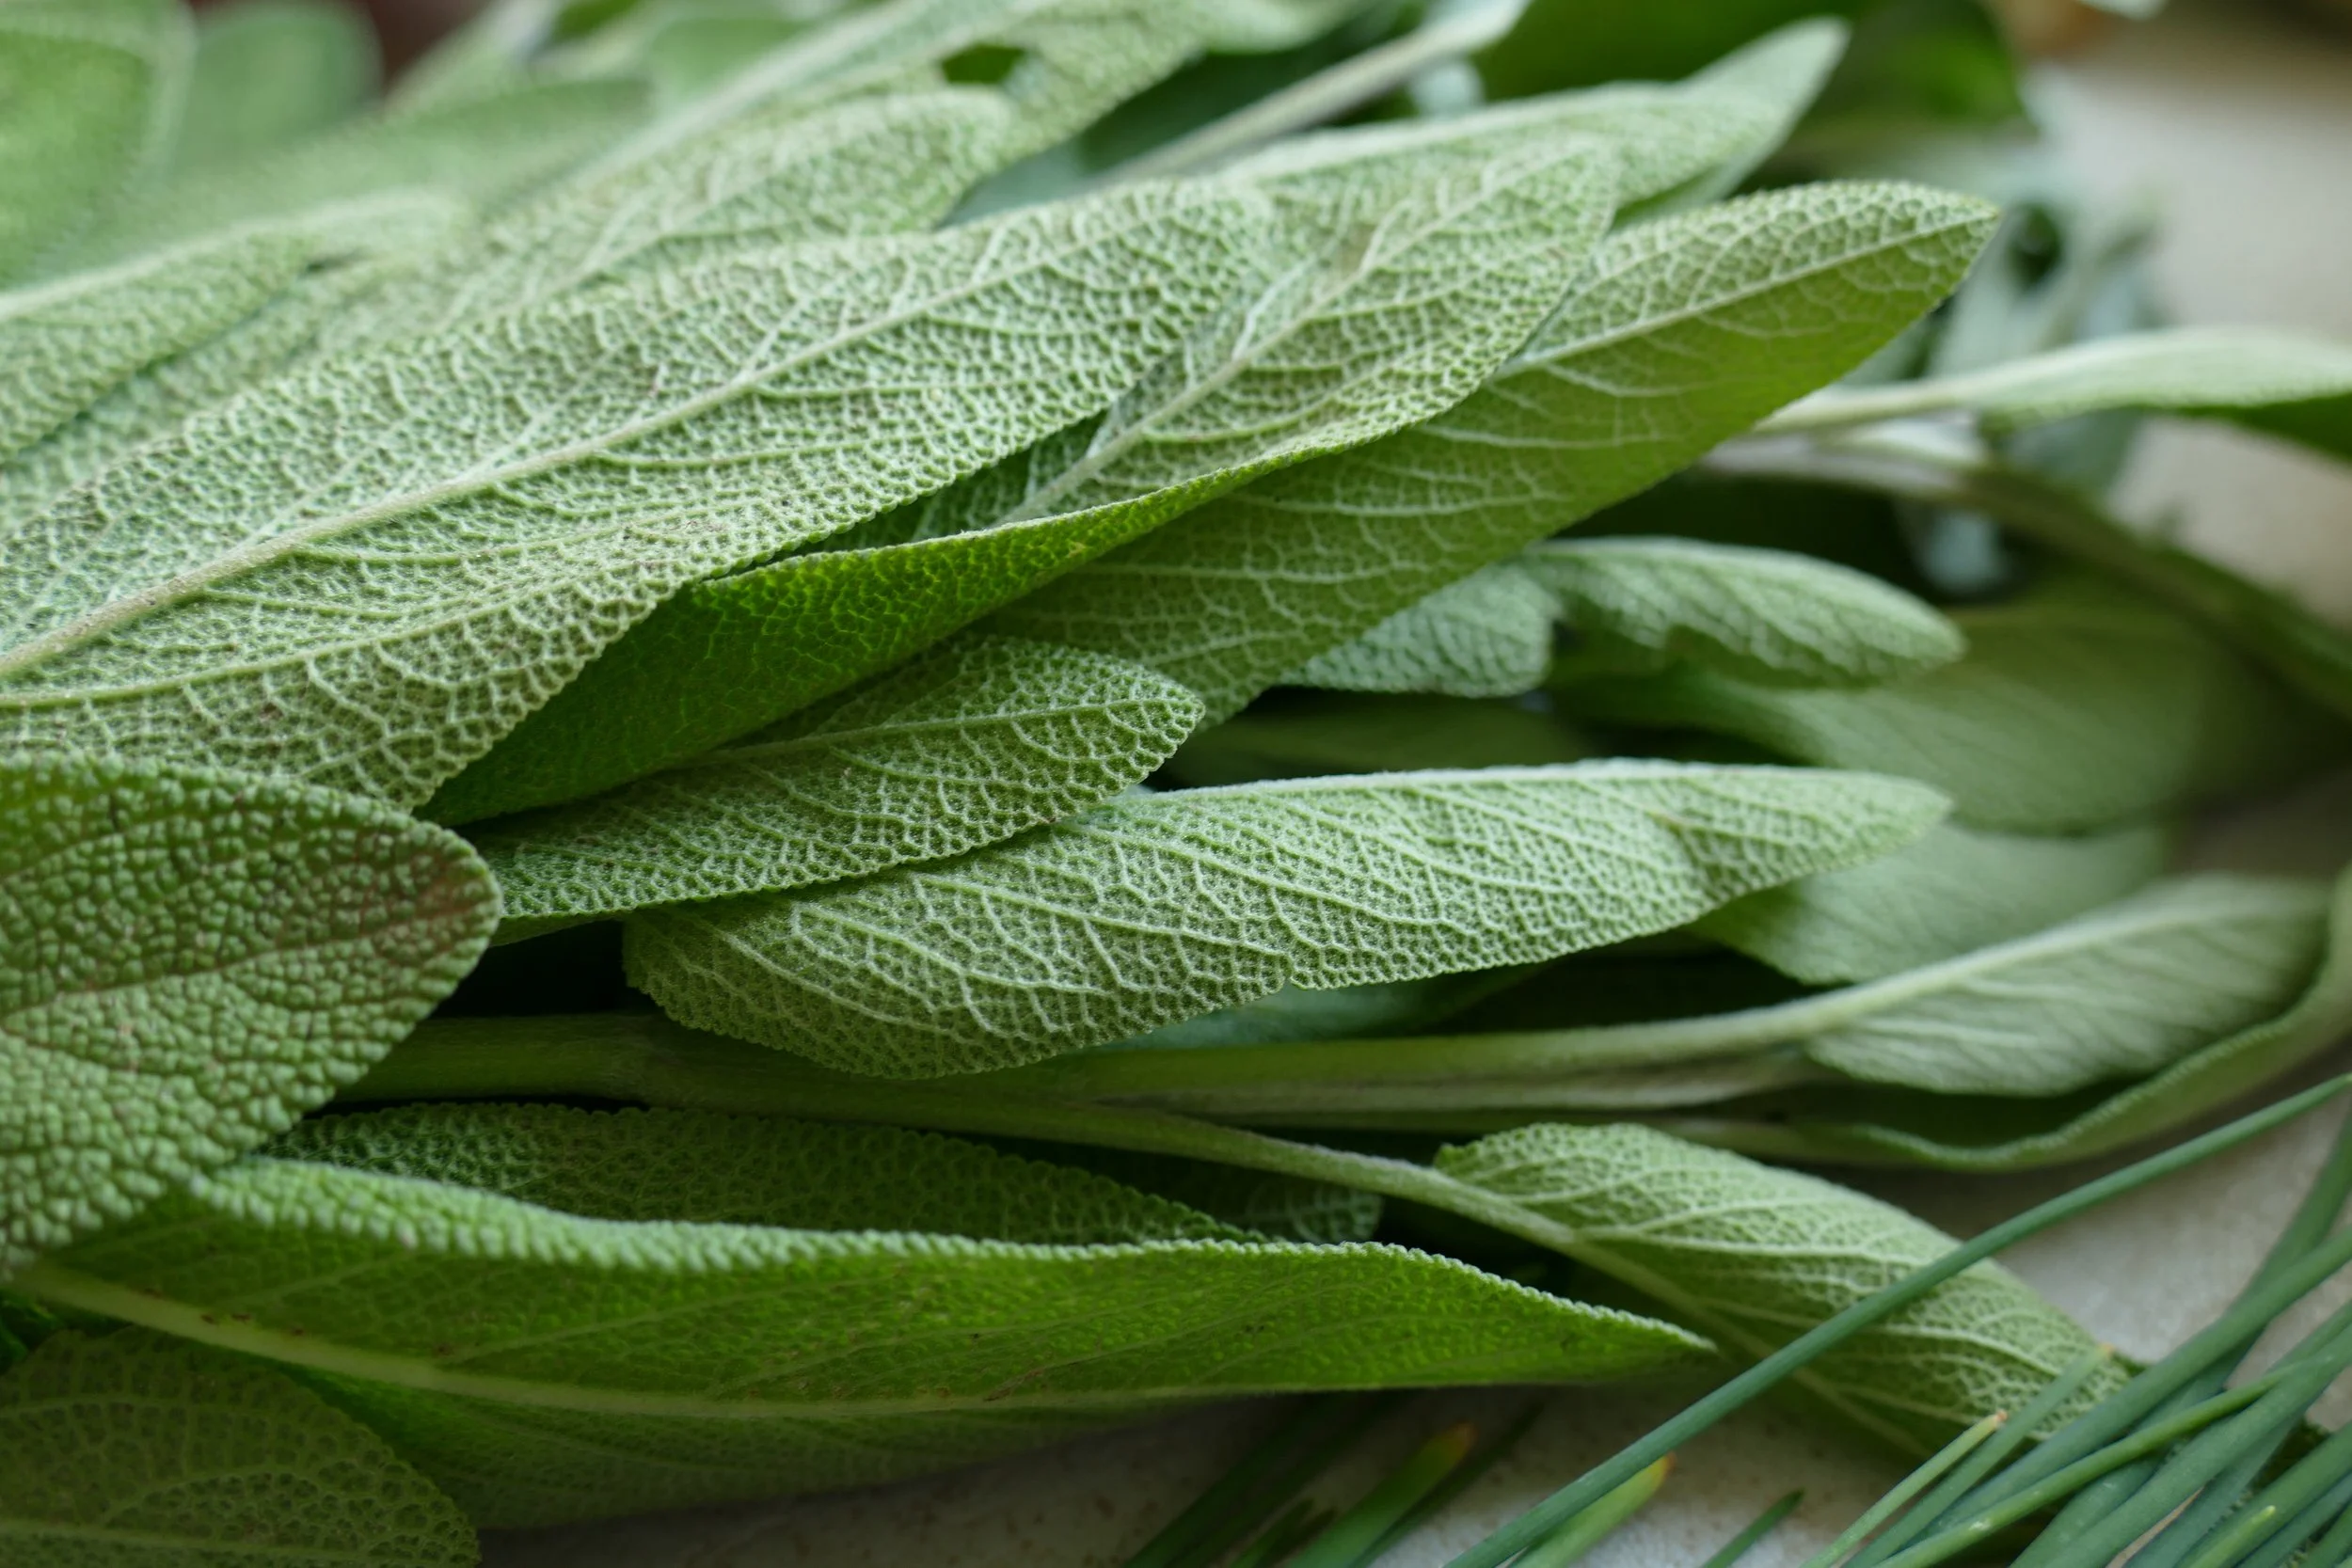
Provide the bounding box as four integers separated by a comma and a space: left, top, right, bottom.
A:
484, 9, 2352, 1563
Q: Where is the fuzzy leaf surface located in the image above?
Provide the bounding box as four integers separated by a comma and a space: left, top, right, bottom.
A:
346, 88, 1017, 345
0, 222, 315, 464
432, 114, 1619, 818
473, 638, 1200, 941
0, 0, 185, 283
1286, 562, 1561, 698
171, 0, 378, 175
0, 183, 1258, 805
1530, 536, 1964, 688
994, 182, 1997, 722
73, 78, 644, 264
268, 1102, 1253, 1243
18, 1140, 1703, 1526
1772, 325, 2352, 464
1436, 1123, 2118, 1450
0, 1328, 477, 1567
1694, 819, 2169, 984
0, 752, 498, 1274
1706, 867, 2352, 1170
626, 762, 1947, 1076
1562, 583, 2344, 832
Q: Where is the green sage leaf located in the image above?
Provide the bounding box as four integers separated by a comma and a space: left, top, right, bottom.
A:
625, 762, 1947, 1076
0, 182, 1261, 805
16, 1117, 1704, 1526
1695, 819, 2170, 984
994, 181, 1997, 722
1286, 562, 1562, 698
472, 637, 1201, 942
0, 752, 499, 1274
170, 0, 378, 176
1436, 1122, 2121, 1450
0, 1327, 477, 1568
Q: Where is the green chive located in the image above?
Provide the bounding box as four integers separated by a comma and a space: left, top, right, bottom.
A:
1122, 1395, 1390, 1568
2178, 1420, 2352, 1568
1510, 1456, 1673, 1568
1232, 1499, 1337, 1568
1360, 1403, 1546, 1563
1697, 1492, 1805, 1568
1797, 1413, 2007, 1568
1289, 1421, 1481, 1568
2234, 1472, 2352, 1568
1443, 1076, 2352, 1568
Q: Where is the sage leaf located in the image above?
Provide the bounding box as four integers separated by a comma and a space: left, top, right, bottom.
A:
994, 181, 1997, 723
1694, 819, 2170, 984
0, 195, 469, 549
344, 87, 1017, 344
0, 1328, 478, 1568
430, 112, 1618, 819
0, 221, 315, 464
999, 1145, 1386, 1243
0, 0, 186, 283
625, 762, 1947, 1076
267, 1101, 1255, 1243
0, 182, 1261, 805
472, 637, 1201, 942
1562, 579, 2345, 832
0, 752, 499, 1274
1530, 536, 1965, 689
170, 0, 378, 176
1766, 325, 2352, 465
1712, 867, 2352, 1171
1165, 692, 1595, 786
1435, 1122, 2122, 1449
75, 76, 646, 265
1791, 876, 2332, 1097
1286, 562, 1562, 698
16, 1128, 1705, 1526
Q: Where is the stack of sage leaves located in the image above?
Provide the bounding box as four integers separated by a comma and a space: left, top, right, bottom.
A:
3, 0, 2350, 1560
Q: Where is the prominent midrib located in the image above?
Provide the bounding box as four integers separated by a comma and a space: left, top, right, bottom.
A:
0, 214, 1180, 683
12, 1259, 1506, 1419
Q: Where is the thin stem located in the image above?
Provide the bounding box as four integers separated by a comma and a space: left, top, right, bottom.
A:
2232, 1471, 2352, 1568
1512, 1457, 1672, 1568
1120, 1395, 1383, 1568
1289, 1422, 1478, 1568
2179, 1419, 2352, 1568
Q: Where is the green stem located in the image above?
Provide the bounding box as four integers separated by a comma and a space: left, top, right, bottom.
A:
1289, 1421, 1478, 1568
1698, 1493, 1805, 1568
1795, 1413, 2005, 1568
1511, 1457, 1672, 1568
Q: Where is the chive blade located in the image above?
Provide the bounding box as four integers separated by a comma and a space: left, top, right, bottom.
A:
1796, 1413, 2007, 1568
2176, 1419, 2352, 1568
1122, 1395, 1388, 1568
1697, 1491, 1805, 1568
1231, 1499, 1337, 1568
1289, 1421, 1480, 1568
1360, 1403, 1546, 1563
1443, 1076, 2352, 1568
2233, 1471, 2352, 1568
1512, 1456, 1673, 1568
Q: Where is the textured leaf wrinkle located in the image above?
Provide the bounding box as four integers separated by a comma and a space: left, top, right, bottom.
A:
0, 179, 1265, 804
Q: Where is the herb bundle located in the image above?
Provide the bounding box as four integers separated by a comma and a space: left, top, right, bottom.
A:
2, 0, 2350, 1560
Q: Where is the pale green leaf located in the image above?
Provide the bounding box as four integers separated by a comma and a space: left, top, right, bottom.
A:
1165, 692, 1595, 786
1788, 876, 2330, 1096
993, 181, 1997, 723
1695, 819, 2170, 984
1530, 536, 1964, 688
1703, 866, 2352, 1171
0, 0, 188, 282
472, 637, 1201, 942
1436, 1123, 2119, 1450
73, 77, 647, 265
0, 195, 470, 551
624, 762, 1947, 1076
0, 182, 1261, 806
17, 1124, 1704, 1526
0, 223, 316, 465
347, 88, 1015, 345
1766, 325, 2352, 465
171, 0, 378, 176
430, 118, 1616, 819
1562, 580, 2344, 832
998, 1145, 1386, 1243
0, 752, 498, 1275
1286, 562, 1560, 698
0, 1328, 477, 1568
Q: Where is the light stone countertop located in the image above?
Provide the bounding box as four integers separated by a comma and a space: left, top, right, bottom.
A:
484, 8, 2352, 1562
